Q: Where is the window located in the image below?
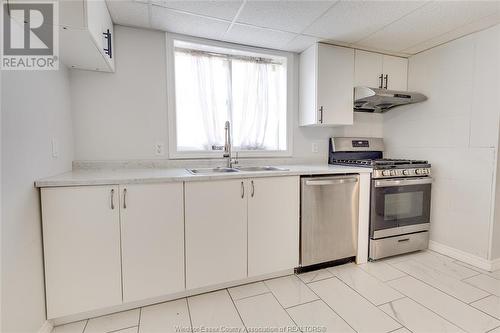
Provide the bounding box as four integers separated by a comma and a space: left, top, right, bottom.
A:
169, 37, 289, 158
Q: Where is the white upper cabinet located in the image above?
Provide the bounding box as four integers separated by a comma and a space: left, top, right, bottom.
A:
120, 183, 185, 303
58, 0, 115, 72
300, 43, 355, 126
354, 50, 408, 91
383, 55, 408, 91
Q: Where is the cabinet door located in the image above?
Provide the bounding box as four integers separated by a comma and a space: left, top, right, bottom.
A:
317, 44, 354, 125
383, 55, 408, 91
354, 50, 384, 88
185, 179, 247, 289
41, 186, 122, 318
248, 177, 299, 277
87, 0, 115, 70
120, 183, 184, 302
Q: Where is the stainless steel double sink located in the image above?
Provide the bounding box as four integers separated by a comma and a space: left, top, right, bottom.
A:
187, 166, 289, 175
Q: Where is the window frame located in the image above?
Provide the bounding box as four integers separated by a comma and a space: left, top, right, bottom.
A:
166, 33, 294, 159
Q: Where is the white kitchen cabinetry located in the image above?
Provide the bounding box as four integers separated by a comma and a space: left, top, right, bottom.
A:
354, 50, 408, 91
185, 176, 300, 288
248, 177, 299, 277
185, 179, 248, 289
58, 0, 115, 72
120, 183, 184, 303
42, 183, 185, 318
41, 186, 122, 318
300, 43, 355, 126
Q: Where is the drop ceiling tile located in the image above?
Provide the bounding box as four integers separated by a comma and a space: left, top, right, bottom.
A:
223, 23, 297, 50
357, 1, 500, 52
282, 34, 321, 53
151, 5, 230, 40
236, 0, 335, 34
106, 0, 150, 28
304, 0, 428, 43
403, 11, 500, 54
151, 0, 243, 21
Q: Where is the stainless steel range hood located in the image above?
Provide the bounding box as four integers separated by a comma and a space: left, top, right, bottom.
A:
354, 87, 427, 113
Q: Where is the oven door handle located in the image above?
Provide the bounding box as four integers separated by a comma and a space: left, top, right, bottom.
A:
374, 177, 432, 188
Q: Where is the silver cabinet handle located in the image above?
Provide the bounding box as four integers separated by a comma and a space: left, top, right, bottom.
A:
251, 180, 255, 197
379, 74, 383, 88
305, 177, 358, 186
384, 74, 388, 89
318, 106, 323, 124
110, 189, 115, 210
123, 188, 127, 209
241, 181, 245, 198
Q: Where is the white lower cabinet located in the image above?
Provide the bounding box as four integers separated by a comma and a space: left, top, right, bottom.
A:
185, 179, 248, 289
41, 176, 300, 318
120, 183, 184, 302
248, 176, 299, 276
41, 186, 122, 318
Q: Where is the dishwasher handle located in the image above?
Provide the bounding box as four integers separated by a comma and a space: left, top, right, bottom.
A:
305, 177, 358, 186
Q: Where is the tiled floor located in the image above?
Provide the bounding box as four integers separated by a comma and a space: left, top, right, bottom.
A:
53, 250, 500, 333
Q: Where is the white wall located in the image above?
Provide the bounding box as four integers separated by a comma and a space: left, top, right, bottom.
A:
71, 25, 383, 163
1, 67, 74, 332
384, 25, 500, 260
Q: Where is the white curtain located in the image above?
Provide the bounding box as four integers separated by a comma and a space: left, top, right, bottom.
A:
174, 50, 286, 152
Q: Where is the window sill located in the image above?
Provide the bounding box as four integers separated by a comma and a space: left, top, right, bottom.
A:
169, 150, 292, 160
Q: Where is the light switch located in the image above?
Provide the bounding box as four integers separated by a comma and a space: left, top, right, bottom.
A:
51, 138, 59, 158
154, 142, 165, 156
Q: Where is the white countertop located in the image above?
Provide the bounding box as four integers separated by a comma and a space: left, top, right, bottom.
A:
35, 164, 372, 187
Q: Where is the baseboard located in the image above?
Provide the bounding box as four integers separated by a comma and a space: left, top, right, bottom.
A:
52, 269, 293, 326
38, 320, 53, 333
491, 257, 500, 271
429, 240, 493, 271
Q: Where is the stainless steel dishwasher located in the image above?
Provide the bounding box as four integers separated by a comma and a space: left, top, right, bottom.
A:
300, 175, 359, 267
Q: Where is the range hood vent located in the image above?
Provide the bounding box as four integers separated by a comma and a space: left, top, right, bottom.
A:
354, 87, 427, 113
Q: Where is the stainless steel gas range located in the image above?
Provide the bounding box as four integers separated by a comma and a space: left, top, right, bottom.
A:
329, 137, 432, 260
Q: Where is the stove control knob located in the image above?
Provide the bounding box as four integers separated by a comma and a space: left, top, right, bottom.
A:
403, 170, 409, 175
415, 169, 423, 175
382, 170, 391, 176
390, 170, 396, 176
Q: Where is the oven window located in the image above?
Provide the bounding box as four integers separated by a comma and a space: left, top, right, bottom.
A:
384, 192, 424, 220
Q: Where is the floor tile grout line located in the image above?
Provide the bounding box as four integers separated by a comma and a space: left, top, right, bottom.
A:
469, 292, 495, 305
226, 288, 249, 333
105, 325, 139, 333
264, 283, 303, 332
376, 296, 407, 308
81, 319, 89, 333
330, 270, 406, 313
302, 277, 359, 333
486, 324, 500, 333
462, 274, 500, 300
231, 290, 271, 302
386, 276, 500, 331
357, 264, 408, 284
408, 255, 483, 281
185, 297, 194, 333
137, 307, 142, 332
284, 298, 321, 310
389, 259, 493, 305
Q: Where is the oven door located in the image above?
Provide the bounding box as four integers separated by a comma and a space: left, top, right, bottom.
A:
371, 177, 432, 239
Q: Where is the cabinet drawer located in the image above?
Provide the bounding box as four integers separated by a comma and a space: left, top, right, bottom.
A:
369, 232, 429, 260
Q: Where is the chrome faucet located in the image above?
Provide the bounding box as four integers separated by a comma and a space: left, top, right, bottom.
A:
223, 121, 238, 168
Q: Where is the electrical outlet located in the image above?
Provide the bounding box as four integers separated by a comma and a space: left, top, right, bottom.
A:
312, 142, 319, 153
51, 138, 59, 158
154, 142, 165, 156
